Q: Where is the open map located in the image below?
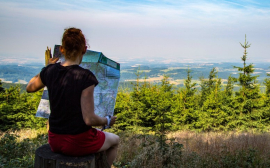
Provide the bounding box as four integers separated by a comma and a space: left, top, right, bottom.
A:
36, 45, 120, 118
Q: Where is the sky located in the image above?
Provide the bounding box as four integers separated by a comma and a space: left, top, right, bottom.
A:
0, 0, 269, 64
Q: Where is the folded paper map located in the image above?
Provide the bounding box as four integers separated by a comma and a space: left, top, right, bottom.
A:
36, 45, 120, 118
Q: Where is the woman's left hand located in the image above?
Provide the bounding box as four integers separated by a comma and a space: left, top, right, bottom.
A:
48, 57, 59, 65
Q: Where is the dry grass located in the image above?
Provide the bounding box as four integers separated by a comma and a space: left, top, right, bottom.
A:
115, 131, 270, 167
0, 128, 47, 142
168, 131, 270, 157
2, 129, 270, 167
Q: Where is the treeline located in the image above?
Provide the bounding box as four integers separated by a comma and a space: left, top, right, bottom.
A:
0, 64, 43, 83
114, 70, 270, 132
114, 36, 270, 132
1, 36, 270, 132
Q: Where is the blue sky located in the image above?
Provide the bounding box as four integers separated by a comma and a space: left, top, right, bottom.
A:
0, 0, 269, 64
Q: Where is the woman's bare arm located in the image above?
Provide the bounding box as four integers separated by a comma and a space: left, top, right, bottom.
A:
26, 74, 45, 93
26, 57, 59, 93
81, 85, 108, 126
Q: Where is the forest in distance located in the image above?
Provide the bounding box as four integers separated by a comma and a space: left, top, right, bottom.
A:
1, 61, 270, 86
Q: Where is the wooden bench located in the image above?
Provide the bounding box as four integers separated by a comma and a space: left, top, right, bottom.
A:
34, 144, 109, 168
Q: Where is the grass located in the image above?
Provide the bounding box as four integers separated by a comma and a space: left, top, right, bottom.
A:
1, 129, 270, 167
0, 128, 48, 168
170, 131, 270, 167
115, 130, 270, 167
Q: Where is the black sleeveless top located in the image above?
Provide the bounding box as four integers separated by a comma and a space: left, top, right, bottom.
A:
40, 63, 98, 134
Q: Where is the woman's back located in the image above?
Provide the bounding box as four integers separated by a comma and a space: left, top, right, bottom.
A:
40, 63, 98, 134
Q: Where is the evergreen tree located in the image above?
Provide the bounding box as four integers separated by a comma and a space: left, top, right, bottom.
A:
198, 68, 227, 131
0, 86, 46, 131
172, 69, 197, 130
224, 75, 237, 98
234, 35, 260, 114
151, 75, 174, 137
199, 67, 218, 106
0, 79, 4, 92
183, 69, 197, 109
264, 73, 270, 97
221, 75, 238, 130
128, 68, 145, 129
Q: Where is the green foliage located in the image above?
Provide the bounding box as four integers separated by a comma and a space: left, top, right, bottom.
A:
171, 69, 198, 130
234, 35, 261, 113
0, 130, 48, 168
0, 86, 46, 131
2, 82, 27, 93
115, 73, 175, 131
114, 89, 138, 130
0, 133, 34, 167
0, 79, 4, 93
114, 35, 270, 132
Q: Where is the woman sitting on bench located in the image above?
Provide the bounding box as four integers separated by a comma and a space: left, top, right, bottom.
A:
26, 27, 119, 167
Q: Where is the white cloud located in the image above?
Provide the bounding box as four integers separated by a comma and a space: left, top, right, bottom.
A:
0, 0, 269, 63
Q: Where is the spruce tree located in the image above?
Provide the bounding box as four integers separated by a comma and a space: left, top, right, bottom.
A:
234, 34, 260, 114
225, 76, 236, 98
0, 79, 4, 92
262, 74, 270, 110
199, 68, 226, 131
153, 76, 173, 131
184, 69, 197, 106
199, 67, 218, 106
0, 86, 46, 131
223, 75, 237, 107
171, 69, 198, 130
264, 73, 270, 97
234, 35, 257, 91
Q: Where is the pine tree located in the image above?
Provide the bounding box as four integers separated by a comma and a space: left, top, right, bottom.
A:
183, 69, 197, 108
224, 75, 237, 98
172, 69, 198, 130
234, 34, 260, 114
199, 68, 227, 131
264, 73, 270, 97
0, 79, 4, 93
0, 86, 46, 131
234, 35, 257, 91
153, 76, 174, 138
199, 67, 218, 106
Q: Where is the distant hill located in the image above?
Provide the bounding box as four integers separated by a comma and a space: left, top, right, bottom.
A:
0, 63, 44, 83
2, 82, 27, 92
0, 62, 269, 87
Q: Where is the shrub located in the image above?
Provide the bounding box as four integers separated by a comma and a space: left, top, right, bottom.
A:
0, 129, 48, 168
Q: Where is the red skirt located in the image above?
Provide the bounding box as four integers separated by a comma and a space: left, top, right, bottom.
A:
48, 128, 105, 156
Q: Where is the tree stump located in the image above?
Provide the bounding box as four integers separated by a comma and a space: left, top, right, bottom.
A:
94, 152, 110, 168
34, 144, 109, 168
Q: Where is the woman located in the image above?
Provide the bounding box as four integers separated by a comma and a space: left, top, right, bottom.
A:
26, 27, 119, 166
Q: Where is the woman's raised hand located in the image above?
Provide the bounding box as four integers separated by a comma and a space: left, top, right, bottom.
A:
48, 57, 59, 65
